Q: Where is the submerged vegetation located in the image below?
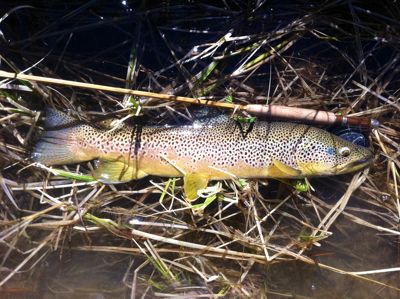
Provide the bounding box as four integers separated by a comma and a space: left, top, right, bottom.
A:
0, 1, 399, 298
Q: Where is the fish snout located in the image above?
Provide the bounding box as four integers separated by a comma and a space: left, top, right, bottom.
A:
336, 146, 374, 174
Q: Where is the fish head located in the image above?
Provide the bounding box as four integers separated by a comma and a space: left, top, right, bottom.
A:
295, 128, 373, 176
329, 136, 373, 175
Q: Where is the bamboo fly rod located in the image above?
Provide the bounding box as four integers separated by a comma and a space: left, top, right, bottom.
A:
0, 70, 379, 129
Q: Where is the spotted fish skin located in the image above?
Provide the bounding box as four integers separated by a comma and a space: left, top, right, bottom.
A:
32, 109, 373, 182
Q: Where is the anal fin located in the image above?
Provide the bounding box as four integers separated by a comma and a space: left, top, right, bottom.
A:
93, 158, 147, 184
184, 173, 210, 202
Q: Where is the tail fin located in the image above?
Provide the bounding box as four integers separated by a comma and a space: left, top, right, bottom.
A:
31, 109, 87, 165
43, 108, 77, 128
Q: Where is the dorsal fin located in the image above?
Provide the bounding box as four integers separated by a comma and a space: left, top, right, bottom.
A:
192, 115, 230, 127
44, 109, 78, 128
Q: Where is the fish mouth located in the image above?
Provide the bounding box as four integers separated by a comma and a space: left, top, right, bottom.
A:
335, 151, 374, 174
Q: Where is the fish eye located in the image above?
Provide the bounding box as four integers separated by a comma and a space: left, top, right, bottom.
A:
339, 147, 351, 157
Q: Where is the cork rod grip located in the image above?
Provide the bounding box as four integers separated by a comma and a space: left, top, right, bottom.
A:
245, 104, 375, 128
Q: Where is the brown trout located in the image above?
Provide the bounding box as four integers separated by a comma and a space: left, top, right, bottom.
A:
32, 109, 373, 200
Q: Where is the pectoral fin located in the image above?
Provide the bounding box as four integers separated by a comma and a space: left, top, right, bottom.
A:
183, 173, 210, 202
93, 158, 147, 184
267, 159, 302, 178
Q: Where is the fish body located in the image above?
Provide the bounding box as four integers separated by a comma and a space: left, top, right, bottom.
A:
32, 110, 373, 199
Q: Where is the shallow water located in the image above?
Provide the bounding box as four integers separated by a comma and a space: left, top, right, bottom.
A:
263, 218, 399, 298
2, 212, 397, 298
